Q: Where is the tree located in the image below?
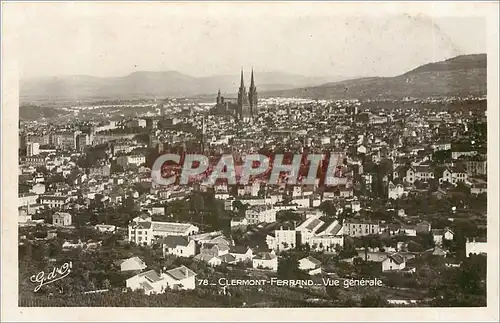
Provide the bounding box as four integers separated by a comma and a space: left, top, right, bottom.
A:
277, 253, 308, 280
319, 200, 336, 217
102, 279, 111, 290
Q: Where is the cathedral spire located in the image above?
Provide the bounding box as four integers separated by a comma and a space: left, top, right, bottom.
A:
250, 68, 255, 89
240, 68, 245, 89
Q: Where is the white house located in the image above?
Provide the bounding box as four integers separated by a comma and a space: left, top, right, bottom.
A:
400, 225, 417, 237
19, 193, 39, 207
95, 224, 116, 233
18, 208, 32, 224
299, 256, 322, 275
126, 266, 196, 294
119, 256, 147, 272
229, 246, 253, 262
440, 167, 468, 185
432, 228, 454, 246
466, 238, 487, 257
162, 265, 197, 290
388, 182, 406, 200
162, 236, 196, 258
193, 253, 223, 267
117, 155, 146, 167
266, 227, 296, 251
245, 205, 277, 224
309, 235, 344, 251
128, 221, 153, 246
381, 253, 406, 272
128, 215, 199, 246
253, 252, 278, 271
53, 212, 72, 227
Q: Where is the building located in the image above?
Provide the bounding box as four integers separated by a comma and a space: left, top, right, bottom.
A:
416, 221, 432, 234
162, 265, 197, 290
19, 193, 38, 207
162, 236, 197, 258
266, 227, 297, 251
119, 256, 147, 272
128, 215, 199, 246
299, 256, 322, 275
95, 224, 116, 233
18, 207, 32, 224
465, 237, 487, 257
463, 156, 487, 176
52, 212, 72, 226
76, 133, 89, 152
127, 118, 147, 128
125, 266, 196, 294
229, 246, 253, 262
193, 253, 223, 267
381, 253, 406, 272
39, 195, 70, 208
117, 155, 146, 167
252, 252, 278, 271
432, 228, 454, 246
400, 225, 417, 237
212, 69, 258, 122
344, 220, 379, 237
245, 205, 276, 224
401, 166, 435, 184
440, 167, 468, 185
26, 142, 40, 157
30, 183, 46, 195
451, 151, 477, 160
21, 156, 46, 167
309, 235, 344, 251
388, 182, 405, 200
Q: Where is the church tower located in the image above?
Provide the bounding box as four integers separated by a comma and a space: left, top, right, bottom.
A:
248, 68, 258, 117
216, 89, 222, 105
237, 69, 252, 122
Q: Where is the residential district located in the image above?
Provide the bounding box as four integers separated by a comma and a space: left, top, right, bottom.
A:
18, 72, 487, 307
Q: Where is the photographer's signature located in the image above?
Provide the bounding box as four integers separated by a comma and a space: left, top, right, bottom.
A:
30, 261, 72, 292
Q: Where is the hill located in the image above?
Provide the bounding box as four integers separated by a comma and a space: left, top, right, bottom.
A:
20, 71, 345, 104
262, 54, 486, 100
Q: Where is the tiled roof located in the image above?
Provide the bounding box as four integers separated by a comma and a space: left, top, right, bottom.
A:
152, 222, 193, 233
254, 252, 276, 260
165, 266, 196, 281
162, 235, 189, 247
138, 270, 161, 283
306, 218, 322, 231
304, 256, 321, 265
389, 253, 405, 265
230, 245, 249, 254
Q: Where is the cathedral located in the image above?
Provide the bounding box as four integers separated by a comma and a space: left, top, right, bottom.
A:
213, 69, 258, 122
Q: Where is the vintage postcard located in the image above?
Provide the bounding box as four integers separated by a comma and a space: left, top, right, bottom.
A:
1, 1, 499, 322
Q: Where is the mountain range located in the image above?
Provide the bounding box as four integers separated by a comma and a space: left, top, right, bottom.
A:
20, 72, 346, 104
20, 54, 486, 104
262, 54, 486, 100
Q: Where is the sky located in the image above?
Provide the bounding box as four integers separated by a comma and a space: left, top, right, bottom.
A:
7, 2, 488, 80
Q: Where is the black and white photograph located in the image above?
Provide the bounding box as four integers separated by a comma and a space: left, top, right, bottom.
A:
1, 1, 499, 321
